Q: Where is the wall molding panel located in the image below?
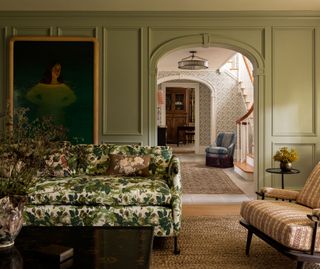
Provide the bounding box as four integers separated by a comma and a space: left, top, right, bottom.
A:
103, 27, 143, 137
12, 26, 54, 36
57, 26, 98, 37
272, 27, 316, 137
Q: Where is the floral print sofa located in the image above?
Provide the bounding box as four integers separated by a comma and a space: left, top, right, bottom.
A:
23, 144, 182, 253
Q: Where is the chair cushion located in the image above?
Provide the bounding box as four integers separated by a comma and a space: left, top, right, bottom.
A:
296, 162, 320, 208
205, 146, 228, 155
240, 200, 320, 252
27, 176, 172, 206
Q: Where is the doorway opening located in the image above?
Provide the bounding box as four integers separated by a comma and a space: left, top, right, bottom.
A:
155, 46, 256, 203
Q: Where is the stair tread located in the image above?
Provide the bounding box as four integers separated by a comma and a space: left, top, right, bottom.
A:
234, 161, 254, 173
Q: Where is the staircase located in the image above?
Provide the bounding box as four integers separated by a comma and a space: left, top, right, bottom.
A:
223, 53, 254, 181
234, 105, 254, 181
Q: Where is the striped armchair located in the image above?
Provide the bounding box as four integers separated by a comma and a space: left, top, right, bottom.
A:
240, 162, 320, 269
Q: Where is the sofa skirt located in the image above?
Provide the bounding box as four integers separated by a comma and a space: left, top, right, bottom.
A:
23, 204, 177, 237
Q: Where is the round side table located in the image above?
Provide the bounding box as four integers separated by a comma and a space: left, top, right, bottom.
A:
265, 168, 300, 189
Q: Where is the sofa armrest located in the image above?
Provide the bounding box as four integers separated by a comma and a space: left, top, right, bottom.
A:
167, 155, 182, 234
260, 187, 299, 201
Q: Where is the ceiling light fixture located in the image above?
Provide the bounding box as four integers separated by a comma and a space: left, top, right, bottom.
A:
178, 50, 209, 70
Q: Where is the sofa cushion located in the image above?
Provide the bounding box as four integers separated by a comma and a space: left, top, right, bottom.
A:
27, 176, 172, 206
107, 144, 172, 179
40, 142, 76, 177
296, 161, 320, 208
107, 154, 151, 176
24, 205, 175, 236
73, 144, 110, 175
240, 200, 319, 252
43, 153, 72, 177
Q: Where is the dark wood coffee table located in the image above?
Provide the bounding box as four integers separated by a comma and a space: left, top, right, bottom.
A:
0, 226, 154, 269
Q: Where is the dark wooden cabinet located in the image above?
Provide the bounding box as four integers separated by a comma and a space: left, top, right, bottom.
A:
166, 88, 189, 144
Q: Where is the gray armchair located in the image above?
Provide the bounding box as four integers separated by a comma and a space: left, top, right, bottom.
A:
205, 132, 236, 168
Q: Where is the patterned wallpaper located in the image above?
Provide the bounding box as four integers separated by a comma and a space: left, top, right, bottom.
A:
199, 84, 211, 146
158, 71, 247, 146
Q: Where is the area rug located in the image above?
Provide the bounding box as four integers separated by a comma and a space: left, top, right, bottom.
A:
181, 162, 244, 194
151, 215, 320, 269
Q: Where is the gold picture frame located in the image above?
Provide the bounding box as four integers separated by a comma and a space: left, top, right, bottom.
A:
9, 36, 99, 144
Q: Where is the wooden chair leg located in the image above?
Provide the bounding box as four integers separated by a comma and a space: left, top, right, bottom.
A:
174, 236, 180, 255
246, 230, 253, 256
296, 261, 305, 269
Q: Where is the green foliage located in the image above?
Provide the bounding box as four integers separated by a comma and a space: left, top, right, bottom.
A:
0, 107, 67, 198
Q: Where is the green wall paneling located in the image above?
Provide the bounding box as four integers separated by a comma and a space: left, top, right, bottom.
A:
0, 11, 319, 190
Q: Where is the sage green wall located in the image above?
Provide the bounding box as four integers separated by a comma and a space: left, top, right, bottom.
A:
0, 11, 319, 190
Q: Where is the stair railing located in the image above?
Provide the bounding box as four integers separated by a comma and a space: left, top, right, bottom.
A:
236, 105, 254, 163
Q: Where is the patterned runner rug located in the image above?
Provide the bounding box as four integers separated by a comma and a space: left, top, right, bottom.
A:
152, 215, 319, 269
181, 162, 244, 194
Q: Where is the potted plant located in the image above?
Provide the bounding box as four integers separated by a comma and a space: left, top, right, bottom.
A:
0, 107, 67, 248
273, 147, 298, 171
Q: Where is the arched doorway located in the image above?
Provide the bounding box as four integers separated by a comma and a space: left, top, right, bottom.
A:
150, 33, 265, 190
157, 76, 216, 154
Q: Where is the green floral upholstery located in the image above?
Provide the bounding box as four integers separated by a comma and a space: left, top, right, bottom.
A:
24, 144, 181, 238
24, 205, 174, 236
27, 176, 172, 206
73, 144, 110, 175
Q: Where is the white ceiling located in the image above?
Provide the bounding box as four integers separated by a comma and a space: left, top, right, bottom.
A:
157, 47, 236, 71
0, 0, 320, 11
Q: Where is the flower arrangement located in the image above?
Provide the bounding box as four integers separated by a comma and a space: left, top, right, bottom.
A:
0, 107, 67, 199
273, 147, 298, 163
0, 106, 69, 247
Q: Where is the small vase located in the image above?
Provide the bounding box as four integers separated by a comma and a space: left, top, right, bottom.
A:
280, 162, 292, 172
0, 196, 26, 248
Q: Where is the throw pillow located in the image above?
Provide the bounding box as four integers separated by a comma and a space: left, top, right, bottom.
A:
44, 153, 72, 177
107, 154, 151, 176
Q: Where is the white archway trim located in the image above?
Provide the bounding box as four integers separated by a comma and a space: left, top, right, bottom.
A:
157, 75, 216, 154
150, 33, 265, 190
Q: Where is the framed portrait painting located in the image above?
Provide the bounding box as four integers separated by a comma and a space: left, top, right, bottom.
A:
9, 36, 99, 144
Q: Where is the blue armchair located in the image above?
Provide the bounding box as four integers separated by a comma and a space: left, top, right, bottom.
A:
205, 132, 236, 168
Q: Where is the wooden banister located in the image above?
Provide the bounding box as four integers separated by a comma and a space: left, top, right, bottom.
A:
242, 55, 254, 83
236, 105, 253, 124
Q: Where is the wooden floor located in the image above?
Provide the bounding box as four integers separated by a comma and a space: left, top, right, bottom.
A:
234, 161, 254, 173
183, 204, 241, 216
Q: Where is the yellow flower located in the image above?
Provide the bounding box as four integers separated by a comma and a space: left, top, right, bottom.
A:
273, 147, 298, 163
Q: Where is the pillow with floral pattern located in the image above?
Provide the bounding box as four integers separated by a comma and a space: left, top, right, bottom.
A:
107, 154, 151, 176
43, 153, 73, 177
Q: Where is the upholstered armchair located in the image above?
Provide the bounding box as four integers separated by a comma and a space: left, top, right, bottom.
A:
205, 132, 236, 168
240, 162, 320, 269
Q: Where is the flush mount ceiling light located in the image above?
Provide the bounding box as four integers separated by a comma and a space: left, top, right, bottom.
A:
178, 50, 209, 70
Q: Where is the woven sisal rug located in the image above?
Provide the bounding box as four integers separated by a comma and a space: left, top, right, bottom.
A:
152, 215, 320, 269
181, 162, 244, 194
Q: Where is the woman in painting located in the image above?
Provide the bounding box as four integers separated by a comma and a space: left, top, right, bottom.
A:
26, 61, 76, 125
